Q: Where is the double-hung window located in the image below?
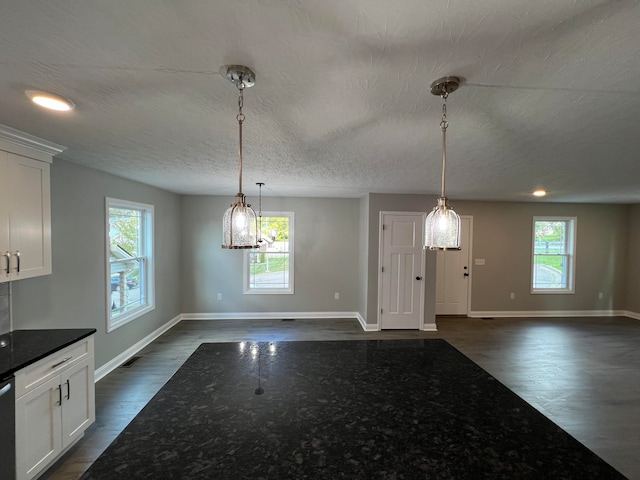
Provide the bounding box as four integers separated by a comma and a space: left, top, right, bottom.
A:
244, 212, 294, 294
106, 198, 155, 331
531, 217, 576, 293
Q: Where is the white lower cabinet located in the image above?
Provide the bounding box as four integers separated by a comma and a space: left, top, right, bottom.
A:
14, 337, 95, 480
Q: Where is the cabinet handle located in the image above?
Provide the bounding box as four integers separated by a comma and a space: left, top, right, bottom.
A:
57, 384, 62, 406
14, 250, 20, 273
3, 251, 9, 275
65, 379, 71, 400
51, 356, 72, 368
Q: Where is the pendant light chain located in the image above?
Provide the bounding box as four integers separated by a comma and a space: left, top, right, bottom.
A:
440, 90, 449, 199
237, 80, 245, 195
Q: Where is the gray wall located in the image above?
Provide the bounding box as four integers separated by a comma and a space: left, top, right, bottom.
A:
0, 283, 9, 334
625, 205, 640, 314
180, 195, 360, 314
362, 194, 630, 325
7, 158, 638, 371
454, 201, 628, 313
11, 159, 182, 369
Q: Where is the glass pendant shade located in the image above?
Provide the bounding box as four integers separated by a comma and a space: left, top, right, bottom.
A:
424, 197, 461, 250
222, 194, 258, 249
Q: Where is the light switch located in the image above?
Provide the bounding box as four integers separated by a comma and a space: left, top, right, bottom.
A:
474, 258, 486, 265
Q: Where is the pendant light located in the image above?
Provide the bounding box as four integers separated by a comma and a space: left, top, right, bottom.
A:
424, 76, 462, 250
220, 65, 258, 249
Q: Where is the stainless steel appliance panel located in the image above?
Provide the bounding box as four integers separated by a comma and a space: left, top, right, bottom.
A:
0, 376, 16, 480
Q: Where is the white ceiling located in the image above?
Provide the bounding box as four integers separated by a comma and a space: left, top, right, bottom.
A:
1, 0, 639, 202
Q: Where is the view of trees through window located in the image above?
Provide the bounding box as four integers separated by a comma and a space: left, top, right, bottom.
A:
108, 205, 146, 320
532, 218, 575, 291
247, 214, 293, 292
109, 208, 141, 256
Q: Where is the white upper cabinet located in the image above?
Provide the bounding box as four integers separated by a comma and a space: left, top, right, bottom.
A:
0, 125, 66, 283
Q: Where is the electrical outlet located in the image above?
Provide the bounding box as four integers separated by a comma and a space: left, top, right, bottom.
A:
217, 293, 222, 301
598, 292, 603, 299
334, 292, 340, 300
510, 292, 515, 300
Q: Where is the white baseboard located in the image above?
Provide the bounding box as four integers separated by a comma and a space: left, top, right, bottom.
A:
95, 312, 370, 381
94, 309, 640, 383
468, 310, 627, 318
94, 314, 181, 382
181, 311, 363, 321
624, 310, 640, 320
358, 315, 379, 331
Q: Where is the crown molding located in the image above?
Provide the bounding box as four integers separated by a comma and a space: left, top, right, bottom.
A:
0, 124, 67, 157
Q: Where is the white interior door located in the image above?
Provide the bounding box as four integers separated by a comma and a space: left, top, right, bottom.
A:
379, 213, 425, 329
435, 216, 471, 315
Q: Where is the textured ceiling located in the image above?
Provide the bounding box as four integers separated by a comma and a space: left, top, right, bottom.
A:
1, 0, 639, 202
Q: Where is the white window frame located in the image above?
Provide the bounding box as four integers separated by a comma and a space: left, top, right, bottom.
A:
244, 211, 294, 295
105, 197, 155, 332
531, 216, 576, 294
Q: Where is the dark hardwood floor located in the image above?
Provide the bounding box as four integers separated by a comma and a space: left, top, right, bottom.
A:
41, 316, 640, 480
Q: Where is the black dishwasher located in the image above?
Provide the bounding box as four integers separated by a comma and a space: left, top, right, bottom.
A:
0, 375, 15, 480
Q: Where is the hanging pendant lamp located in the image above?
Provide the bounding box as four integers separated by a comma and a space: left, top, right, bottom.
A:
424, 76, 462, 250
221, 65, 258, 249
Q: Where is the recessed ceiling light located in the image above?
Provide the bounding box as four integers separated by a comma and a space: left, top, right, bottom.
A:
25, 90, 75, 112
533, 190, 546, 197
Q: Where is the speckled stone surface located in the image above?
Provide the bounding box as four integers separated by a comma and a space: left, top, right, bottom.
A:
80, 340, 627, 480
0, 329, 96, 381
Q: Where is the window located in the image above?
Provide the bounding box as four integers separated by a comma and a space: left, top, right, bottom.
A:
106, 198, 154, 331
244, 212, 294, 294
531, 217, 576, 293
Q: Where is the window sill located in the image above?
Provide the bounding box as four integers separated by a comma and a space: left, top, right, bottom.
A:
107, 304, 155, 332
530, 289, 575, 295
244, 289, 294, 295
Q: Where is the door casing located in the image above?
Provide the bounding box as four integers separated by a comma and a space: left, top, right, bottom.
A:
377, 211, 426, 330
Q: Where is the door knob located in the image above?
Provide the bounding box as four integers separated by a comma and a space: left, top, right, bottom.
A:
416, 276, 422, 280
463, 273, 469, 277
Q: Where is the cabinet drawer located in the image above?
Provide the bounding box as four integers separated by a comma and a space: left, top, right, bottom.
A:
15, 337, 94, 397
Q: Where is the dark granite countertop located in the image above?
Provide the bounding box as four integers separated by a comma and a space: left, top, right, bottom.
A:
81, 340, 627, 480
0, 329, 96, 381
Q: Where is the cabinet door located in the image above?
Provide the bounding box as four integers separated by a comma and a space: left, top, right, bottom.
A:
8, 153, 52, 280
61, 356, 96, 448
15, 376, 62, 480
0, 151, 10, 282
